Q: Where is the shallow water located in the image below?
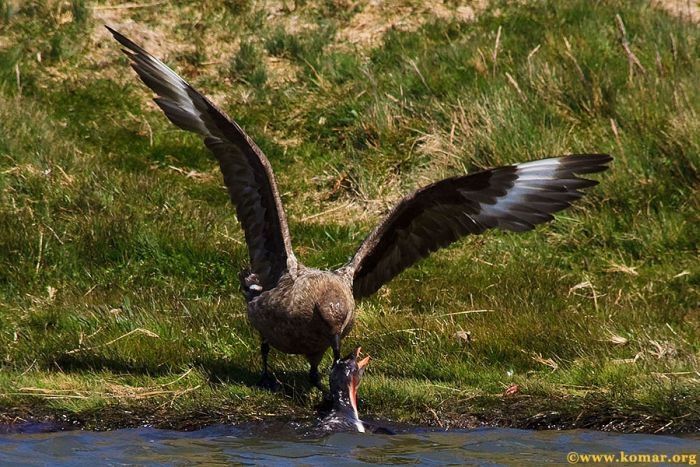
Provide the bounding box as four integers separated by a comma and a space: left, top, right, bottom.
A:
1, 424, 698, 465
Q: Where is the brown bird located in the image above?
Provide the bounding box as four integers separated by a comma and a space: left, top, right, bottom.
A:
107, 27, 612, 391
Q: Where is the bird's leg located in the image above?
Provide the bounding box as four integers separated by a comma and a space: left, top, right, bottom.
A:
309, 365, 323, 390
261, 341, 270, 373
257, 340, 280, 391
308, 351, 333, 408
307, 352, 326, 393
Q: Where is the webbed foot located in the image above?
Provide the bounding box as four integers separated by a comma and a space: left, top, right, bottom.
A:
309, 365, 333, 407
310, 367, 330, 392
257, 372, 281, 392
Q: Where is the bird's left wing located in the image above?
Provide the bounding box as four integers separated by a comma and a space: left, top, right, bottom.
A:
340, 154, 612, 299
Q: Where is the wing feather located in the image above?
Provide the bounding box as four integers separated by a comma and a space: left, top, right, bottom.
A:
342, 154, 612, 299
107, 26, 296, 289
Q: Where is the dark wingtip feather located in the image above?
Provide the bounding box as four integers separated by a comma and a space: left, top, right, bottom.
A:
561, 153, 613, 163
559, 154, 613, 174
105, 25, 144, 54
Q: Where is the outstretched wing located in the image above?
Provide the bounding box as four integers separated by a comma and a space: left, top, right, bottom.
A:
342, 154, 612, 299
107, 26, 296, 289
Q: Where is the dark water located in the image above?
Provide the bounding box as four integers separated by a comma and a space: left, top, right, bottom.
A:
0, 424, 698, 465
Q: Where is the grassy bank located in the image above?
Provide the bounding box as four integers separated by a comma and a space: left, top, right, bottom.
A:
0, 0, 698, 433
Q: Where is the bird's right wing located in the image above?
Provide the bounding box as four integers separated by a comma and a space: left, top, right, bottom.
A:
341, 154, 612, 299
108, 26, 296, 289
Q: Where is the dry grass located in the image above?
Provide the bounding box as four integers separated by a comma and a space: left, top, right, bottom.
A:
653, 0, 700, 23
335, 0, 484, 51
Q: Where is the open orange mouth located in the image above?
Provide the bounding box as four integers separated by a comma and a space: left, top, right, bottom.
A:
349, 347, 371, 414
355, 346, 371, 370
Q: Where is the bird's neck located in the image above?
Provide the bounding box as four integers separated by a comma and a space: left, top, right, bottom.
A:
331, 388, 365, 432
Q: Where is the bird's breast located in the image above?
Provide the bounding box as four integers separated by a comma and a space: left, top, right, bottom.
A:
247, 270, 355, 354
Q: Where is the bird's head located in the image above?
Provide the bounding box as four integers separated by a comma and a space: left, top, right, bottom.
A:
329, 347, 370, 416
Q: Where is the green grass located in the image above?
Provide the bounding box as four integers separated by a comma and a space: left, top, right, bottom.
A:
0, 0, 698, 432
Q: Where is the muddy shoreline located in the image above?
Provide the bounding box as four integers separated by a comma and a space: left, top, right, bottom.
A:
2, 395, 698, 435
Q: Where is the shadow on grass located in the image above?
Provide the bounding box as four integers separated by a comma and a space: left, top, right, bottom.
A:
198, 356, 325, 405
52, 353, 322, 403
53, 354, 175, 377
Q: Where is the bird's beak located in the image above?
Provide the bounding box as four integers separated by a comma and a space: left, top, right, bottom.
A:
355, 347, 371, 370
348, 347, 370, 415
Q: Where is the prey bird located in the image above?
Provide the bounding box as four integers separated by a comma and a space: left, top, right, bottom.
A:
107, 27, 612, 391
317, 347, 392, 434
